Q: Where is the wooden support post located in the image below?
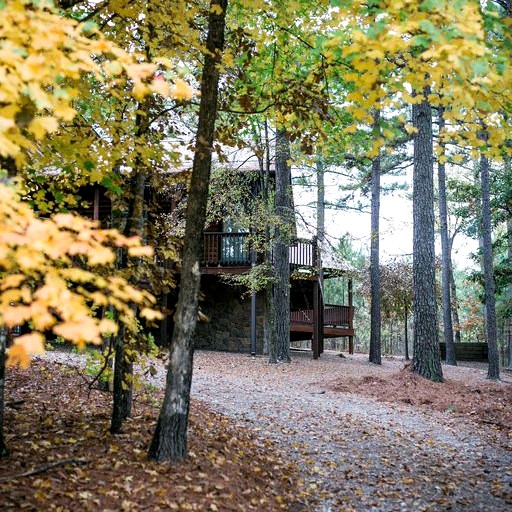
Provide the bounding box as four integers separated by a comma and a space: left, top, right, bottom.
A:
312, 279, 320, 359
93, 187, 100, 222
319, 279, 324, 355
348, 278, 354, 354
348, 335, 354, 355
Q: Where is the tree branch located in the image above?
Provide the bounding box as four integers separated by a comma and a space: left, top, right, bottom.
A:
0, 459, 87, 483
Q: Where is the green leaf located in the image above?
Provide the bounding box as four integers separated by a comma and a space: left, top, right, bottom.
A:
419, 0, 438, 11
418, 20, 440, 39
471, 60, 488, 76
83, 160, 95, 171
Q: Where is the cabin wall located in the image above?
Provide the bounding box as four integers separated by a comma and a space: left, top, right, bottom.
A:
194, 276, 264, 354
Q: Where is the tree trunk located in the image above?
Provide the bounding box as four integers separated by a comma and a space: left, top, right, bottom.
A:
437, 107, 456, 365
269, 129, 292, 363
449, 257, 462, 344
479, 145, 500, 380
110, 167, 146, 434
369, 110, 382, 365
411, 93, 443, 382
263, 121, 273, 356
507, 218, 512, 369
315, 156, 325, 358
148, 0, 227, 463
0, 327, 8, 457
404, 303, 409, 361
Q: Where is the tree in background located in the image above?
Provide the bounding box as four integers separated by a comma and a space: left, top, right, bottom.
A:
437, 107, 457, 365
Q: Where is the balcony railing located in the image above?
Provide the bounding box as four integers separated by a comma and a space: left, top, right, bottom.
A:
290, 305, 354, 328
201, 233, 318, 269
202, 232, 252, 267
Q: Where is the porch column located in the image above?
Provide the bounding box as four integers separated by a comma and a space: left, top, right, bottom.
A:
312, 279, 320, 359
93, 186, 100, 221
348, 278, 354, 354
250, 234, 257, 356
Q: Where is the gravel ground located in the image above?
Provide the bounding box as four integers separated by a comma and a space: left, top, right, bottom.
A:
43, 349, 512, 512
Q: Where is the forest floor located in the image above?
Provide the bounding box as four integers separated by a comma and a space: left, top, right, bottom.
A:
1, 349, 511, 511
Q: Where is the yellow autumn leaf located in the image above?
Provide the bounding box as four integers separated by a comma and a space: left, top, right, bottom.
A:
171, 79, 195, 101
149, 76, 171, 97
53, 104, 76, 121
140, 307, 164, 321
1, 274, 26, 290
98, 318, 119, 335
15, 332, 45, 355
28, 116, 59, 139
7, 344, 31, 368
210, 3, 224, 15
53, 319, 101, 347
128, 245, 154, 257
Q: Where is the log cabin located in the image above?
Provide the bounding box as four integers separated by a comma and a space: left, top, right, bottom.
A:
75, 174, 355, 359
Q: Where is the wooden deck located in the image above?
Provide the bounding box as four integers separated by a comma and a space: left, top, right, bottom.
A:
201, 233, 325, 271
290, 305, 355, 338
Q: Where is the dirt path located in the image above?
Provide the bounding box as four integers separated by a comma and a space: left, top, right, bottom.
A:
184, 351, 511, 512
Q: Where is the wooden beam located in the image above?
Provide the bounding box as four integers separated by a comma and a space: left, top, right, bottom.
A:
312, 279, 320, 359
348, 278, 354, 354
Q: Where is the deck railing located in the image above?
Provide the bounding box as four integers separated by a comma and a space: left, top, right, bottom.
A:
289, 238, 317, 267
202, 232, 251, 266
290, 305, 354, 328
201, 233, 318, 268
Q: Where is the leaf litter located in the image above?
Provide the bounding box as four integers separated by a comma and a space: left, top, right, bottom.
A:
0, 358, 305, 511
2, 349, 511, 511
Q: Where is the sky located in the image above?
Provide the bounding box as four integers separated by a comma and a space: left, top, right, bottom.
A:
293, 169, 479, 270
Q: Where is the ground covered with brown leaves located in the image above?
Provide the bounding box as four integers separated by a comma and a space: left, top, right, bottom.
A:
0, 360, 306, 511
2, 351, 511, 512
330, 360, 512, 434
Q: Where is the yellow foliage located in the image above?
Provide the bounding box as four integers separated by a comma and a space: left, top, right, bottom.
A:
0, 0, 192, 165
0, 184, 159, 366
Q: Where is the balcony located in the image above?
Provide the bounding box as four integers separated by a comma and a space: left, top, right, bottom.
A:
290, 304, 355, 338
201, 233, 319, 273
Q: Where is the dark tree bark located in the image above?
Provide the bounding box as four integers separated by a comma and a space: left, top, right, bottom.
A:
263, 121, 273, 356
437, 107, 456, 365
148, 0, 227, 463
411, 93, 443, 382
315, 156, 325, 358
479, 145, 500, 380
269, 129, 292, 363
448, 254, 462, 344
0, 327, 8, 457
110, 167, 146, 433
369, 110, 382, 365
507, 218, 512, 369
404, 302, 409, 360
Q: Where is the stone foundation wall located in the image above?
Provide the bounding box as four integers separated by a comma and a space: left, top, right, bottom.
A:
194, 277, 264, 354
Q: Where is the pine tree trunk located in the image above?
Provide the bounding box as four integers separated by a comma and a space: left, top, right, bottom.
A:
448, 256, 462, 344
437, 107, 456, 365
316, 156, 325, 357
411, 93, 443, 382
148, 0, 227, 463
404, 303, 409, 361
369, 110, 382, 365
269, 129, 291, 363
262, 124, 273, 356
0, 327, 8, 457
479, 147, 500, 380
